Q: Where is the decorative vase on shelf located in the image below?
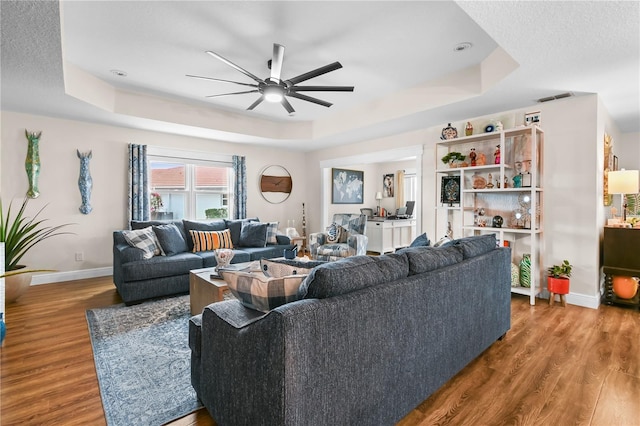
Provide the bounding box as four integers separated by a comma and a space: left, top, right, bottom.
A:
465, 122, 473, 136
0, 313, 5, 345
214, 249, 234, 272
519, 254, 531, 288
511, 263, 520, 287
441, 123, 458, 140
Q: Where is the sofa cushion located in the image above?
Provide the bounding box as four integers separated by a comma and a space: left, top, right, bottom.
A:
183, 219, 227, 251
222, 270, 307, 313
121, 252, 203, 281
265, 222, 279, 245
195, 249, 251, 267
298, 253, 409, 299
122, 227, 162, 259
410, 232, 431, 247
451, 234, 497, 259
190, 229, 234, 252
153, 223, 188, 255
238, 222, 268, 247
260, 258, 313, 278
399, 245, 463, 275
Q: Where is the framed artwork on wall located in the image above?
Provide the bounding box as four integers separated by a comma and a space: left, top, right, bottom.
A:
441, 176, 461, 206
332, 168, 364, 204
383, 173, 394, 197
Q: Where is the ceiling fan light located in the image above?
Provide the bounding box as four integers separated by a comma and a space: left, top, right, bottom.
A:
263, 86, 284, 103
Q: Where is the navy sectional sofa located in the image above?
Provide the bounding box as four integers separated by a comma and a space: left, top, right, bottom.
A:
112, 218, 293, 304
189, 233, 511, 425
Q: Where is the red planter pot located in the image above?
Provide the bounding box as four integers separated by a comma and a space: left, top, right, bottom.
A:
547, 277, 570, 295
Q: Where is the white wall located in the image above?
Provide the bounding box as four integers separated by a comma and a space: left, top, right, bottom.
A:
1, 111, 306, 283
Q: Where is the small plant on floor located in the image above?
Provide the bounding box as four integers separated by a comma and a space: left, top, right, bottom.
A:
548, 260, 572, 279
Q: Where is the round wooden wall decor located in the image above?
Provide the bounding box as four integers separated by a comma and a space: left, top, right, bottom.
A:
259, 165, 292, 204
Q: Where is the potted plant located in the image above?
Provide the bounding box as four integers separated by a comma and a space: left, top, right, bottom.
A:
441, 152, 466, 168
1, 197, 73, 302
547, 259, 572, 296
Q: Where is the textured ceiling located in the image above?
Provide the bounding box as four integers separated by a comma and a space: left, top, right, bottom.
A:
1, 1, 638, 152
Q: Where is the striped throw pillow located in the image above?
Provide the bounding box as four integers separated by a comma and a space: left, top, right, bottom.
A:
189, 229, 233, 252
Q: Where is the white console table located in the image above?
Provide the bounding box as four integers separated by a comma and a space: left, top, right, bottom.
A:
366, 218, 416, 254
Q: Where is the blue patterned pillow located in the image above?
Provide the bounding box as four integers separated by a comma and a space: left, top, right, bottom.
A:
265, 221, 279, 245
122, 226, 162, 259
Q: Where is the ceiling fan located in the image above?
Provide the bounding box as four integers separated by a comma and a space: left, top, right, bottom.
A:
187, 43, 354, 115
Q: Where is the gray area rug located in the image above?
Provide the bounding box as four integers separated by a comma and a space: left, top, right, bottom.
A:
86, 295, 201, 426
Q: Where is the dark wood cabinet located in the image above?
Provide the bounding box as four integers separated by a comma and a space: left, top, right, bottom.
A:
602, 227, 640, 309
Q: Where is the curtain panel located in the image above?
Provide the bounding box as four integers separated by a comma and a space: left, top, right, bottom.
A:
233, 155, 247, 219
128, 144, 149, 225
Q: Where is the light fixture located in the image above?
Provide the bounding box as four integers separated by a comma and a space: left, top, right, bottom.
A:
375, 192, 383, 216
263, 85, 284, 103
608, 169, 640, 222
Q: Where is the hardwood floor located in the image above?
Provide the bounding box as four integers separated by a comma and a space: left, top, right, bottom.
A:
1, 277, 638, 425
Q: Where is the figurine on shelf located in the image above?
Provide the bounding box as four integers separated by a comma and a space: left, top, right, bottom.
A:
469, 148, 477, 166
465, 122, 473, 136
494, 145, 501, 164
495, 120, 504, 131
477, 153, 486, 165
486, 173, 495, 188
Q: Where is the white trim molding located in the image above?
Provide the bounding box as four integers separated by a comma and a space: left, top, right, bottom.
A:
30, 267, 113, 286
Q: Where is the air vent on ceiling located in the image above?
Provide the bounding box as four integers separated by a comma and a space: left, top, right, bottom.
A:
537, 92, 574, 103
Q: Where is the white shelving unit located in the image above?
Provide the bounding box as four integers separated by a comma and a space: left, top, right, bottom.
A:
435, 126, 544, 305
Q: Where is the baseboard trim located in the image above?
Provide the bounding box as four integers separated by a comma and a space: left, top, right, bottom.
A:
540, 289, 600, 309
30, 267, 113, 285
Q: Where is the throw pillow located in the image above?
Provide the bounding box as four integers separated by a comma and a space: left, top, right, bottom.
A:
189, 229, 234, 252
238, 222, 268, 247
451, 234, 497, 259
222, 270, 307, 313
224, 218, 260, 247
122, 226, 161, 259
260, 258, 313, 278
325, 223, 347, 244
399, 245, 463, 275
265, 221, 279, 245
433, 235, 453, 248
182, 219, 226, 251
152, 223, 188, 256
409, 232, 431, 247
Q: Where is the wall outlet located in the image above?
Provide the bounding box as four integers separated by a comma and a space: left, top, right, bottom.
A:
75, 252, 84, 262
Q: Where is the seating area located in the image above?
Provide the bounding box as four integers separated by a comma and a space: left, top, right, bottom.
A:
309, 213, 368, 261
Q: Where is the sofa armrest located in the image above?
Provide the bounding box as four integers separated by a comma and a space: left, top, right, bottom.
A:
348, 234, 369, 256
115, 243, 146, 263
275, 234, 291, 245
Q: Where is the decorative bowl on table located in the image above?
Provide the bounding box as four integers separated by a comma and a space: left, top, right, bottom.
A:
214, 249, 234, 271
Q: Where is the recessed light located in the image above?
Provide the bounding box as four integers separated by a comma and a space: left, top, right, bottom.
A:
110, 69, 128, 77
454, 42, 473, 52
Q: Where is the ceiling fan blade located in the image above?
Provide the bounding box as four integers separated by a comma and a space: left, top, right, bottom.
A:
186, 74, 258, 88
281, 97, 295, 114
270, 44, 285, 82
206, 50, 263, 84
289, 85, 354, 92
205, 90, 259, 98
286, 61, 343, 86
287, 92, 333, 108
247, 96, 265, 110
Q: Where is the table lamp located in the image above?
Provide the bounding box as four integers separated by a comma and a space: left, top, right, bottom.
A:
375, 192, 383, 216
608, 169, 640, 222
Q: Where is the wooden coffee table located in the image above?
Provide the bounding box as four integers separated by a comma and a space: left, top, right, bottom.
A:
189, 261, 261, 315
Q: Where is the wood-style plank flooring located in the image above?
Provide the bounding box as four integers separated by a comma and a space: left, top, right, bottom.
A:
1, 277, 639, 425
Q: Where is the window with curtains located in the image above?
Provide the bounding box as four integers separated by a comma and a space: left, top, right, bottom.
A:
149, 157, 234, 220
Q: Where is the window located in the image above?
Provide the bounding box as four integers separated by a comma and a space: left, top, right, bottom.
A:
149, 157, 233, 220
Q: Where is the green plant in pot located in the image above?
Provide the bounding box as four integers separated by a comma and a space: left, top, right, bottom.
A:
1, 197, 74, 302
441, 152, 466, 168
547, 260, 572, 305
